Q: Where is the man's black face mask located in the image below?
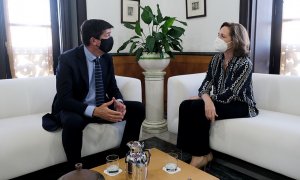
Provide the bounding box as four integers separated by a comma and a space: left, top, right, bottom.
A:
99, 37, 114, 53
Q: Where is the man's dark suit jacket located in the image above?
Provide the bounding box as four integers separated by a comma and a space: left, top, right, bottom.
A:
52, 45, 123, 116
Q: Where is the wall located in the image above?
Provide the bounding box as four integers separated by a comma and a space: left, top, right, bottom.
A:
86, 0, 240, 53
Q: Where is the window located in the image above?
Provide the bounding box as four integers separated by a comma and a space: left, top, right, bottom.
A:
4, 0, 53, 78
280, 0, 300, 76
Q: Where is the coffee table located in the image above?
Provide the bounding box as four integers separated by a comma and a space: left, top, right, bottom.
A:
91, 148, 219, 180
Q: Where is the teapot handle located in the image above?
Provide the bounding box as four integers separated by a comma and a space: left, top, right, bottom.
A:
125, 151, 129, 163
145, 149, 151, 165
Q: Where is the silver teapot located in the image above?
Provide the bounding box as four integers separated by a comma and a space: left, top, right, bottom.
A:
125, 141, 151, 180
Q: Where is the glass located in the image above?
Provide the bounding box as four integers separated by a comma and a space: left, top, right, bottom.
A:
106, 154, 120, 174
165, 152, 178, 172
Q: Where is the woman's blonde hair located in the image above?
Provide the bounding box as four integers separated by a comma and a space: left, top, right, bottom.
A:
221, 22, 250, 57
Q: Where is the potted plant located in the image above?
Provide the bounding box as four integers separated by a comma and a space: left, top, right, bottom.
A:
117, 4, 187, 72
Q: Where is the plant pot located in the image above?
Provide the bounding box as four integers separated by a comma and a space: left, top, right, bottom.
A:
138, 53, 170, 72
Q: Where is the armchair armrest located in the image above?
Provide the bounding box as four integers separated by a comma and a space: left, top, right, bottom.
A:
167, 73, 206, 134
115, 75, 142, 102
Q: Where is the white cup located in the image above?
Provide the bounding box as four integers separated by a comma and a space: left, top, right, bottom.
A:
165, 152, 178, 172
106, 154, 120, 173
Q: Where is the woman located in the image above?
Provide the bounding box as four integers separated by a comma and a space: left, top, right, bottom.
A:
176, 22, 259, 168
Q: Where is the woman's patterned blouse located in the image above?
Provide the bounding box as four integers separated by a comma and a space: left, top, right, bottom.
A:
198, 53, 259, 117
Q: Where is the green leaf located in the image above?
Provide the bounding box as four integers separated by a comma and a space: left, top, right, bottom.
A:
129, 36, 141, 40
176, 19, 187, 26
163, 42, 170, 53
171, 43, 182, 51
167, 51, 174, 58
153, 15, 159, 25
164, 17, 175, 28
154, 41, 163, 52
145, 36, 156, 52
124, 23, 135, 29
129, 42, 137, 53
161, 25, 168, 34
141, 6, 153, 24
154, 32, 164, 40
117, 35, 141, 53
161, 17, 175, 34
134, 47, 144, 60
117, 39, 131, 52
171, 39, 180, 45
162, 37, 170, 52
156, 4, 163, 23
167, 26, 185, 38
135, 21, 142, 36
178, 44, 183, 50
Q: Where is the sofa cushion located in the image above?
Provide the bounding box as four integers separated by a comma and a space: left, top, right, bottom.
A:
253, 73, 300, 116
0, 76, 56, 119
210, 109, 300, 179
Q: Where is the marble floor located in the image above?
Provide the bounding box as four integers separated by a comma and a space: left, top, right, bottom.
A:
139, 128, 177, 145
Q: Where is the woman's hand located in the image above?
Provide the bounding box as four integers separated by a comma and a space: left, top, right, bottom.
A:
201, 94, 218, 122
189, 96, 201, 100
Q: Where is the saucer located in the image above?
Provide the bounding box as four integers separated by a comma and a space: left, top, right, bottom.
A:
104, 168, 122, 176
162, 166, 181, 174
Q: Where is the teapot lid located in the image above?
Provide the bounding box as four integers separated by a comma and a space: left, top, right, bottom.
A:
58, 163, 105, 180
127, 141, 144, 152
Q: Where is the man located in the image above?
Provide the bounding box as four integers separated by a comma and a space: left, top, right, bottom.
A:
52, 19, 145, 168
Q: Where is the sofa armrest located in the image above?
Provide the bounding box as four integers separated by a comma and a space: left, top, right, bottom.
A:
167, 73, 206, 134
115, 75, 142, 102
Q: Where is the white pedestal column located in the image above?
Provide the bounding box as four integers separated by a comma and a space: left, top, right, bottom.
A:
142, 71, 167, 134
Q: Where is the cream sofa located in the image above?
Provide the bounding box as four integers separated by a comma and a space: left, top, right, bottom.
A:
0, 75, 142, 180
167, 73, 300, 179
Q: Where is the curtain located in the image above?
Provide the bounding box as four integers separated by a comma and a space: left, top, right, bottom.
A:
58, 0, 87, 52
50, 0, 60, 74
0, 0, 12, 79
55, 0, 86, 72
76, 0, 87, 45
239, 0, 253, 35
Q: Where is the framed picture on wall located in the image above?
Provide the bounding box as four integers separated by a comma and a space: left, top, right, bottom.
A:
121, 0, 140, 23
186, 0, 206, 19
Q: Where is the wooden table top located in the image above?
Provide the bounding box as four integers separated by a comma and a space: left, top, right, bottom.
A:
91, 148, 219, 180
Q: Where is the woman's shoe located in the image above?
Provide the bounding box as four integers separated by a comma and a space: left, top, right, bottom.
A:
204, 152, 213, 170
190, 156, 208, 169
206, 152, 213, 162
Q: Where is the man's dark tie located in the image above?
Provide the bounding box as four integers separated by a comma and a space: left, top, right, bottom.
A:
94, 57, 105, 106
